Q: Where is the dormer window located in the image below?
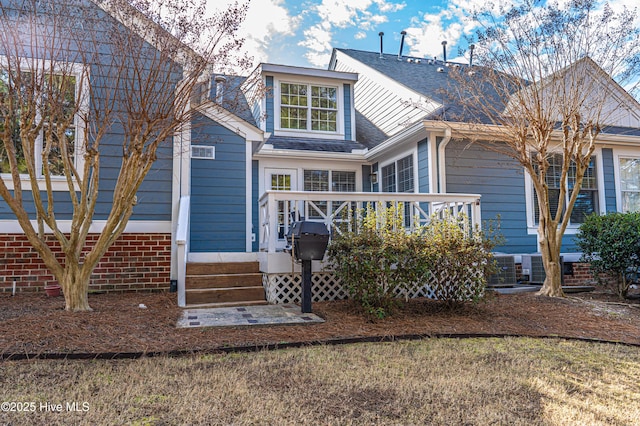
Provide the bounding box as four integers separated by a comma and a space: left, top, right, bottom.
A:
280, 82, 337, 132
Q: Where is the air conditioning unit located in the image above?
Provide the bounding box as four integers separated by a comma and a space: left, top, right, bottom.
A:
487, 255, 517, 287
521, 255, 564, 285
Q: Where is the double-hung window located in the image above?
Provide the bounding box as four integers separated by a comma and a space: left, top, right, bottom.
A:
304, 169, 356, 219
381, 154, 415, 226
280, 83, 337, 132
381, 154, 414, 193
532, 154, 598, 224
0, 59, 85, 187
619, 157, 640, 212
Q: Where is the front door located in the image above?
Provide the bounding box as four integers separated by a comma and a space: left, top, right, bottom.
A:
265, 168, 297, 244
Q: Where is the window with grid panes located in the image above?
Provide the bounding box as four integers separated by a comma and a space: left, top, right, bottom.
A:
620, 157, 640, 212
397, 155, 414, 193
332, 171, 356, 192
381, 163, 396, 192
304, 170, 329, 218
304, 170, 356, 219
280, 83, 337, 132
0, 69, 78, 177
280, 83, 308, 130
533, 154, 598, 224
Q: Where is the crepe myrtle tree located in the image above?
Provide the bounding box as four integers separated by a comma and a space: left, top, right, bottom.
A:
448, 0, 640, 297
0, 0, 250, 311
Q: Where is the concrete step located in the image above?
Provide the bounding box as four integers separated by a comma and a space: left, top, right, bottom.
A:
185, 286, 266, 306
186, 262, 260, 275
184, 300, 268, 309
186, 273, 262, 289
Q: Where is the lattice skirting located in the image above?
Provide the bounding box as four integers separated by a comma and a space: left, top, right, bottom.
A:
262, 273, 349, 304
262, 268, 485, 305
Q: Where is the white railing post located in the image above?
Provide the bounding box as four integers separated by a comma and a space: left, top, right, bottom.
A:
268, 192, 278, 253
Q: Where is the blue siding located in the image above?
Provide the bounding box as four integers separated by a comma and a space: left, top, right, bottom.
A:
265, 76, 274, 133
445, 139, 538, 253
362, 165, 372, 192
602, 148, 617, 212
252, 160, 259, 252
0, 1, 174, 223
417, 138, 429, 193
190, 114, 247, 252
343, 83, 352, 140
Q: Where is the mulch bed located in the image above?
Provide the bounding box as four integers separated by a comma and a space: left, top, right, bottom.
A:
1, 289, 640, 358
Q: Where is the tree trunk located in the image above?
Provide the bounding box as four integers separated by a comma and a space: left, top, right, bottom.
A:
60, 262, 92, 312
537, 226, 565, 297
537, 257, 564, 297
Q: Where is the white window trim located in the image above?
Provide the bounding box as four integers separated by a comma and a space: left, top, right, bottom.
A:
378, 149, 418, 193
524, 147, 605, 235
272, 76, 345, 139
613, 147, 640, 213
191, 145, 215, 160
0, 57, 89, 191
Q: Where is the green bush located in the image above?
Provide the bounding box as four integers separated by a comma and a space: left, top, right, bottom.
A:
327, 203, 497, 318
576, 212, 640, 298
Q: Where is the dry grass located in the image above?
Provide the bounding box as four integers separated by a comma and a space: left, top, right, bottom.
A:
1, 338, 639, 425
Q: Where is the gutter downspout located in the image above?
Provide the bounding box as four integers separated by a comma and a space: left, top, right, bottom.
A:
437, 127, 451, 193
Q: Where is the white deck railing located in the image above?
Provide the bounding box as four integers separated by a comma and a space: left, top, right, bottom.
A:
258, 191, 482, 253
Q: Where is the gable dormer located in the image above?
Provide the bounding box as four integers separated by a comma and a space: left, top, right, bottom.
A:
244, 64, 358, 141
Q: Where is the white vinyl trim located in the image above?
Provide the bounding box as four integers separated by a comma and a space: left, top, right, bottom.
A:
0, 220, 171, 234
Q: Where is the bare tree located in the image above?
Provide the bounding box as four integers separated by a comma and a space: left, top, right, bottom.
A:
0, 0, 249, 311
447, 0, 640, 297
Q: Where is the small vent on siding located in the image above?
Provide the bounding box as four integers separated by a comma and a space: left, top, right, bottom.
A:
191, 145, 215, 159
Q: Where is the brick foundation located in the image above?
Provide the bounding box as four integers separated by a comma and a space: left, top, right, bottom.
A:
514, 261, 602, 286
0, 233, 171, 293
562, 262, 596, 286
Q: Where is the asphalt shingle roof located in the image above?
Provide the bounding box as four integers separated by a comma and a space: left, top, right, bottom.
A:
265, 135, 367, 153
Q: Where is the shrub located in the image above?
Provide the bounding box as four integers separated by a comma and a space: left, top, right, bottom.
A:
576, 212, 640, 298
327, 203, 498, 318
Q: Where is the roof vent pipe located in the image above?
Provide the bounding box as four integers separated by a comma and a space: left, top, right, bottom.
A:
469, 44, 475, 67
378, 32, 384, 58
214, 75, 226, 103
398, 30, 407, 61
441, 40, 447, 63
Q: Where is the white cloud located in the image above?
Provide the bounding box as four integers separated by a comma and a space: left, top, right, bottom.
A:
299, 0, 404, 67
402, 0, 488, 62
405, 16, 465, 61
207, 0, 299, 66
299, 23, 334, 67
376, 0, 405, 13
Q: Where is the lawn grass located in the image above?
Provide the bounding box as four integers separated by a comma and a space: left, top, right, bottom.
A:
1, 337, 639, 425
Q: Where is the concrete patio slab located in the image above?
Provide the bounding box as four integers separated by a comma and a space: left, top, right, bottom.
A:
177, 304, 325, 328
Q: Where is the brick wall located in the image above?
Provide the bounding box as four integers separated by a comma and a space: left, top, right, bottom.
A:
562, 262, 596, 286
514, 261, 602, 286
0, 233, 171, 293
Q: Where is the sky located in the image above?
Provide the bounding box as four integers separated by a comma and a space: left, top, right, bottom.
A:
206, 0, 640, 92
207, 0, 484, 70
206, 0, 640, 72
